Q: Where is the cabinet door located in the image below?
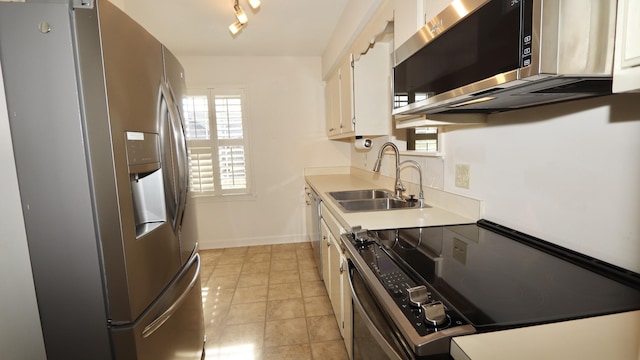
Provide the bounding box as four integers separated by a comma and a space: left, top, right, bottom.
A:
325, 71, 341, 136
320, 220, 331, 295
394, 0, 452, 50
328, 233, 344, 337
338, 58, 354, 135
613, 0, 640, 93
352, 40, 391, 137
340, 253, 353, 359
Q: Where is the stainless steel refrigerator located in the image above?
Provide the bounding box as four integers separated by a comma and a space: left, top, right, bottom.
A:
0, 1, 205, 359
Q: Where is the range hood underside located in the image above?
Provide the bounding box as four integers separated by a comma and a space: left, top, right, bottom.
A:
401, 77, 613, 115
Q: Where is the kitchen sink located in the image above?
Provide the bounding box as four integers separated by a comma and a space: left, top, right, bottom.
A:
328, 189, 393, 201
329, 188, 431, 212
337, 198, 431, 212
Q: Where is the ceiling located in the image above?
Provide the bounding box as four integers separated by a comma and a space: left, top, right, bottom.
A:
120, 0, 350, 57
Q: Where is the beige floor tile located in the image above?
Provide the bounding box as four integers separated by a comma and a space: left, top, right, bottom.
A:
199, 265, 215, 284
204, 321, 224, 344
205, 343, 263, 360
301, 280, 327, 298
232, 285, 268, 304
272, 243, 297, 252
264, 318, 309, 347
310, 340, 349, 360
205, 273, 239, 290
222, 247, 249, 256
296, 248, 314, 259
218, 254, 247, 265
237, 272, 269, 288
202, 303, 230, 329
266, 298, 305, 320
300, 268, 321, 282
247, 244, 272, 254
271, 251, 298, 262
246, 252, 272, 262
263, 344, 312, 360
306, 315, 342, 342
212, 263, 243, 276
217, 322, 265, 349
241, 260, 271, 274
225, 302, 267, 325
269, 270, 300, 285
271, 260, 298, 272
303, 296, 334, 317
202, 288, 235, 311
200, 249, 224, 265
297, 258, 318, 272
268, 282, 302, 301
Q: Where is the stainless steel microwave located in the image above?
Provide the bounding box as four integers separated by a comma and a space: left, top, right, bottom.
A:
392, 0, 617, 115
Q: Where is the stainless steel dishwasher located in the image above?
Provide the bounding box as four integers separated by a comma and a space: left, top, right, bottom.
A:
305, 186, 322, 278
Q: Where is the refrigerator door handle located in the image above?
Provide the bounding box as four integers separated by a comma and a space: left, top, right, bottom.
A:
165, 86, 189, 229
159, 90, 179, 228
141, 253, 201, 338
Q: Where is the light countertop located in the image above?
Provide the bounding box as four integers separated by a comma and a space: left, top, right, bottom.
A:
451, 311, 640, 360
305, 172, 479, 232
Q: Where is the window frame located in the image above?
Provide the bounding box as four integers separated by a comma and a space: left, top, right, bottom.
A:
405, 127, 442, 157
182, 87, 254, 199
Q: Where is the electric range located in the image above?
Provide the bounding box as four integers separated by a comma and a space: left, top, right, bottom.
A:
342, 220, 640, 357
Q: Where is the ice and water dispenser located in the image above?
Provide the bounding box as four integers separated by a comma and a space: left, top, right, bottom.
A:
125, 131, 166, 238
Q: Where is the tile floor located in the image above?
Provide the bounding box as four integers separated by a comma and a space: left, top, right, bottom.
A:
199, 242, 349, 360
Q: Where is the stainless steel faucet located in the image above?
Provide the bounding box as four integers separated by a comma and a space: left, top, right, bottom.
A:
373, 142, 405, 198
400, 159, 425, 208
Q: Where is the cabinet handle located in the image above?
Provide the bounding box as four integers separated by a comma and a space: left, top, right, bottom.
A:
339, 261, 344, 274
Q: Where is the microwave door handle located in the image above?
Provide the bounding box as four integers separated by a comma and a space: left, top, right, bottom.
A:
348, 264, 407, 360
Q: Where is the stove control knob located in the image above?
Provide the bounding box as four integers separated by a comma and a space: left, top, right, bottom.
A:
407, 285, 429, 307
423, 301, 447, 326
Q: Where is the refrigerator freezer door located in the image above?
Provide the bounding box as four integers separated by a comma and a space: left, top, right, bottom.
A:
111, 252, 205, 360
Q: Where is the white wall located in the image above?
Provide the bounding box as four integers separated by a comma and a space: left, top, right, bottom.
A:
179, 56, 351, 249
441, 94, 640, 273
0, 61, 47, 359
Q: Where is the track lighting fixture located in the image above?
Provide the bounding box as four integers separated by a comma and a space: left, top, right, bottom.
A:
228, 0, 261, 35
228, 20, 245, 35
233, 1, 248, 24
248, 0, 261, 9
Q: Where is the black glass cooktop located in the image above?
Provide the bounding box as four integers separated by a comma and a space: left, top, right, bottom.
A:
371, 220, 640, 330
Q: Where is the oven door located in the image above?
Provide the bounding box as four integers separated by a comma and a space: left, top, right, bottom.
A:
348, 260, 415, 360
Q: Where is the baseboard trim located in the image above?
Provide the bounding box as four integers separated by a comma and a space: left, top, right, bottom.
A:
199, 233, 309, 250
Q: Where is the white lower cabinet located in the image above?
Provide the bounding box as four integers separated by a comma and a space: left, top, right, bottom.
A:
320, 220, 331, 295
320, 209, 353, 359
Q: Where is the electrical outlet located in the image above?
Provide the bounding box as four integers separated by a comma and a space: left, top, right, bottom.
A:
455, 164, 470, 189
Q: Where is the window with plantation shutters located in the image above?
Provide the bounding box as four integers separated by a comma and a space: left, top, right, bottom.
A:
182, 89, 251, 197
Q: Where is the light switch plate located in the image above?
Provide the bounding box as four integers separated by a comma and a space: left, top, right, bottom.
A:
455, 164, 470, 189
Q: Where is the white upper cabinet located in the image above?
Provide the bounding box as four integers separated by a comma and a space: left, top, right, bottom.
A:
325, 1, 394, 140
394, 0, 452, 51
613, 0, 640, 93
351, 34, 392, 138
325, 55, 354, 138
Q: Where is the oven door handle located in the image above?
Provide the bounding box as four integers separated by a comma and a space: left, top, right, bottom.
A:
348, 262, 406, 360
